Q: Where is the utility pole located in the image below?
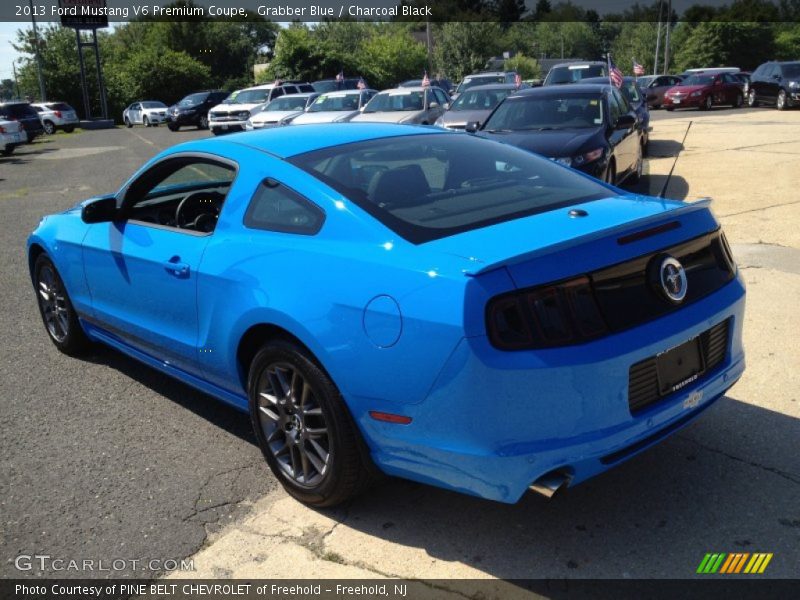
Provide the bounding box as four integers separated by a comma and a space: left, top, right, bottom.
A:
12, 61, 21, 99
29, 0, 46, 101
654, 0, 663, 75
425, 18, 432, 74
663, 0, 672, 74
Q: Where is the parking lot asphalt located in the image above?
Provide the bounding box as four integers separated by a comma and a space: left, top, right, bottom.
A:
2, 110, 799, 585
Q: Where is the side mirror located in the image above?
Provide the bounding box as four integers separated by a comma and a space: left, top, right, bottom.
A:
615, 114, 636, 130
465, 121, 480, 133
81, 196, 118, 224
428, 102, 440, 110
443, 102, 450, 110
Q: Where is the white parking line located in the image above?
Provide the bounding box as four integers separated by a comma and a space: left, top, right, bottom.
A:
128, 128, 155, 146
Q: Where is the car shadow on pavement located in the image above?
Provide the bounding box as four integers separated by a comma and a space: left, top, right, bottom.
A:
315, 396, 799, 579
75, 348, 257, 446
647, 139, 685, 158
628, 173, 689, 200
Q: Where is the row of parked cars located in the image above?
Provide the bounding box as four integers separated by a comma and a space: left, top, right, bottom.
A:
0, 99, 81, 155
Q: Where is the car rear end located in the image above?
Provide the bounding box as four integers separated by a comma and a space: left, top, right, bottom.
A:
40, 102, 79, 130
1, 119, 28, 154
0, 103, 44, 142
365, 198, 744, 503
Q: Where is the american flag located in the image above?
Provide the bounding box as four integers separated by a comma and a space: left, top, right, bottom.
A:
335, 71, 344, 82
273, 78, 282, 86
608, 56, 623, 88
421, 71, 430, 87
356, 77, 366, 90
514, 72, 522, 88
633, 60, 645, 76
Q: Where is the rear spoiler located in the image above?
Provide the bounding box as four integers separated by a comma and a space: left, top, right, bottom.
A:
465, 198, 713, 276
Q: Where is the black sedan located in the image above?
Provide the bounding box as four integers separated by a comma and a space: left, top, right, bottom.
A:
473, 85, 643, 186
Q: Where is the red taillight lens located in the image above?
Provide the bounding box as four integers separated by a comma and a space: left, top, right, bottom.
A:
0, 125, 5, 134
487, 276, 608, 350
54, 110, 62, 118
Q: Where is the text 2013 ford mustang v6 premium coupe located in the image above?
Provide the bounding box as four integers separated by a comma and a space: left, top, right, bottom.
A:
28, 124, 745, 506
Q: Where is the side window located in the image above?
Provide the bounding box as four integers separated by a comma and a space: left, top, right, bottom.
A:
434, 88, 448, 105
124, 158, 236, 233
271, 87, 284, 99
244, 179, 324, 235
607, 93, 621, 124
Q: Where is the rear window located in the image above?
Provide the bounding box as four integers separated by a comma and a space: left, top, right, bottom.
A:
48, 103, 73, 111
547, 65, 606, 84
0, 104, 37, 118
289, 134, 614, 244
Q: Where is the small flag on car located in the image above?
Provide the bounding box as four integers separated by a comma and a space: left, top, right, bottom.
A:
514, 73, 522, 88
336, 70, 344, 82
273, 78, 282, 86
421, 71, 430, 87
356, 77, 366, 90
633, 60, 645, 76
607, 56, 623, 88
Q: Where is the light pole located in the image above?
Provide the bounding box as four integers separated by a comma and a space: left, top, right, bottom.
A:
29, 0, 47, 101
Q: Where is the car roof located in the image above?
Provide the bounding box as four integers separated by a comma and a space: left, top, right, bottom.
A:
377, 87, 428, 93
460, 83, 520, 91
197, 123, 450, 159
318, 89, 369, 97
508, 84, 610, 98
580, 76, 639, 84
550, 61, 606, 69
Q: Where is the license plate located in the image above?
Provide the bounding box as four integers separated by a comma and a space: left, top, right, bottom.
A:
656, 337, 704, 395
221, 125, 228, 130
673, 99, 681, 104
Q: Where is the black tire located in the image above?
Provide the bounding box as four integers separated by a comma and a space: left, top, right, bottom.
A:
604, 159, 616, 185
748, 89, 758, 107
702, 95, 713, 111
124, 117, 132, 128
198, 115, 208, 130
33, 254, 91, 356
665, 107, 674, 112
248, 339, 375, 507
168, 123, 179, 132
143, 116, 150, 127
2, 145, 14, 156
63, 125, 75, 133
43, 120, 56, 135
733, 93, 743, 108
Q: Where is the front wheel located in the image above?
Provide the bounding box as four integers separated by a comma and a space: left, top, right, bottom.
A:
733, 93, 743, 108
33, 254, 90, 356
198, 115, 208, 130
748, 89, 758, 107
124, 117, 132, 128
248, 340, 375, 507
702, 95, 713, 111
777, 90, 787, 111
168, 123, 179, 131
143, 116, 150, 127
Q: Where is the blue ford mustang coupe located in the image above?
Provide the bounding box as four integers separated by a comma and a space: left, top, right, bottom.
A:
28, 124, 745, 506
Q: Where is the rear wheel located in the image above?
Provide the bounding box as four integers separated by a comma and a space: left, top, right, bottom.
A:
168, 123, 179, 131
628, 145, 644, 185
748, 89, 758, 107
124, 117, 132, 128
248, 340, 375, 507
604, 160, 616, 186
33, 255, 90, 356
733, 93, 743, 108
777, 90, 787, 111
43, 121, 56, 135
702, 95, 713, 111
198, 115, 208, 130
2, 144, 14, 156
63, 125, 75, 133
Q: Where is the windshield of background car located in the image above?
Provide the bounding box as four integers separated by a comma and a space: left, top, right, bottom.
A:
289, 134, 615, 243
178, 93, 208, 107
141, 101, 166, 108
449, 88, 512, 111
637, 76, 656, 87
682, 75, 714, 86
547, 65, 605, 84
313, 81, 338, 93
484, 94, 604, 131
309, 93, 360, 112
231, 89, 270, 104
48, 102, 73, 111
266, 96, 308, 111
782, 63, 800, 77
622, 82, 642, 103
364, 91, 423, 112
457, 76, 506, 94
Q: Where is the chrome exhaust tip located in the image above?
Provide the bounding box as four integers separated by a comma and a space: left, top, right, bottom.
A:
529, 471, 572, 498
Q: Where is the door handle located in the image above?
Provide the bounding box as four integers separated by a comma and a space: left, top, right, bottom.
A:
163, 256, 190, 277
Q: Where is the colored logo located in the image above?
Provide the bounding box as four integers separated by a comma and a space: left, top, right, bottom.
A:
660, 256, 687, 303
697, 552, 773, 574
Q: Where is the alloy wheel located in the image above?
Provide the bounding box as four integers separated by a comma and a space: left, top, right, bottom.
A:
705, 96, 713, 110
37, 264, 69, 343
777, 91, 786, 110
748, 90, 757, 107
43, 121, 55, 135
255, 362, 331, 487
199, 115, 208, 129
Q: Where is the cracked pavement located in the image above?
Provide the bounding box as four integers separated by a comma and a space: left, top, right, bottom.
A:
1, 108, 798, 584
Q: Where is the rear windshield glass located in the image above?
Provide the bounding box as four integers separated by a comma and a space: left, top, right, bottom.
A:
48, 102, 73, 111
364, 91, 423, 113
547, 65, 605, 84
289, 134, 614, 244
682, 75, 714, 86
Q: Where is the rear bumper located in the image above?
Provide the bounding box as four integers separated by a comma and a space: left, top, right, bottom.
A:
360, 276, 745, 503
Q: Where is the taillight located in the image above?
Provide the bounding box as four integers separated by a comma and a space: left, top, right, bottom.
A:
486, 276, 608, 350
54, 110, 62, 118
0, 125, 5, 133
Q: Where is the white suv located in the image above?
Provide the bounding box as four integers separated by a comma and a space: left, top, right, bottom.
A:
31, 102, 79, 134
208, 82, 314, 135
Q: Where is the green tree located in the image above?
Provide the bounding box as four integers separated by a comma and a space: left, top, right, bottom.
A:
433, 22, 503, 81
609, 22, 660, 76
358, 28, 427, 89
674, 22, 775, 72
504, 53, 541, 79
263, 24, 318, 81
532, 21, 602, 59
774, 24, 800, 59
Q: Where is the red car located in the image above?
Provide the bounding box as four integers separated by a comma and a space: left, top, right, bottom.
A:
663, 73, 745, 111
